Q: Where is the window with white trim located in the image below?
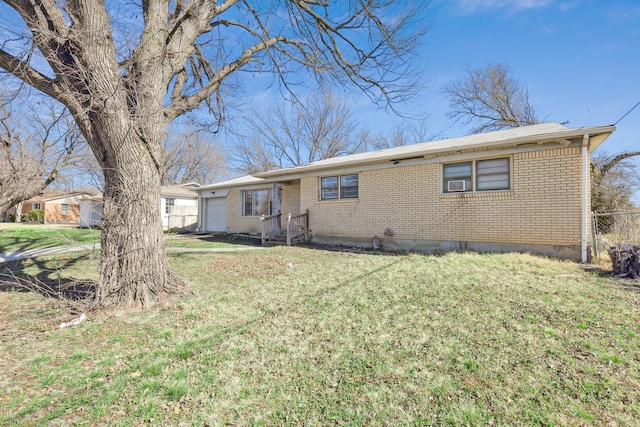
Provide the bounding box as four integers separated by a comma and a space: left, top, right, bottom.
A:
243, 189, 271, 216
33, 203, 42, 210
165, 198, 175, 214
61, 203, 69, 215
443, 157, 510, 193
321, 174, 358, 200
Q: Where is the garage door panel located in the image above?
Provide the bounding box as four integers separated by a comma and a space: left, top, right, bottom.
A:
205, 198, 227, 232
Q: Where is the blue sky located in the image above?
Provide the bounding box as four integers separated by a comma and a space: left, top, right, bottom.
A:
1, 1, 636, 200
348, 0, 639, 202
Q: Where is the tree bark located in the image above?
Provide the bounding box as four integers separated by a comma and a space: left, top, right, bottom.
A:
92, 130, 183, 309
14, 201, 23, 222
608, 245, 640, 279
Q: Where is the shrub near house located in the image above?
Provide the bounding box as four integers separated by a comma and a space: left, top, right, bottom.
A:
22, 209, 44, 224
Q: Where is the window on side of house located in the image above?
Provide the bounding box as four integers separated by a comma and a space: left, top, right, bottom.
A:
61, 204, 69, 215
165, 198, 175, 214
243, 189, 270, 216
321, 174, 358, 200
340, 174, 359, 198
443, 162, 472, 193
443, 157, 510, 193
476, 158, 510, 191
33, 203, 42, 210
320, 176, 339, 199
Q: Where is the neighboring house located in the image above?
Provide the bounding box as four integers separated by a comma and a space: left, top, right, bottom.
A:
196, 123, 615, 262
9, 192, 95, 224
160, 183, 200, 230
78, 183, 200, 231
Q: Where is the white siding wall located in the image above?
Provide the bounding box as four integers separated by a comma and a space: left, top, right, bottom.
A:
161, 197, 198, 229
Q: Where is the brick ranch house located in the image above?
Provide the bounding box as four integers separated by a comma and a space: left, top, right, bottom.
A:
196, 123, 615, 262
7, 192, 94, 224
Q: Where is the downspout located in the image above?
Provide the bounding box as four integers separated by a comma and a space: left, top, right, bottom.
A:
197, 191, 203, 232
581, 134, 589, 263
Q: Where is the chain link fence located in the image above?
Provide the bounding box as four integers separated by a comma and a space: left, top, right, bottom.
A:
592, 211, 640, 258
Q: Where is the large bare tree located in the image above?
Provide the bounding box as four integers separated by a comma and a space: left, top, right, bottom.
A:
444, 63, 539, 133
232, 92, 370, 173
0, 91, 84, 219
0, 1, 428, 309
232, 92, 433, 174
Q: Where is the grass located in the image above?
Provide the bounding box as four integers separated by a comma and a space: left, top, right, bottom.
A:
0, 224, 100, 253
0, 224, 255, 254
1, 244, 640, 426
164, 234, 260, 250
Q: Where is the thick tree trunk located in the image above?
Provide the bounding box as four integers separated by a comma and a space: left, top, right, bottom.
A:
60, 1, 186, 310
92, 133, 184, 310
14, 201, 23, 222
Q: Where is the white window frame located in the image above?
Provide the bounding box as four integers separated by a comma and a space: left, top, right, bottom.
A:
33, 203, 42, 210
443, 157, 511, 193
165, 198, 175, 214
60, 203, 69, 215
320, 174, 359, 200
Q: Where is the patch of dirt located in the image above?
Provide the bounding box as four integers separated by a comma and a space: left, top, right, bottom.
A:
202, 253, 289, 281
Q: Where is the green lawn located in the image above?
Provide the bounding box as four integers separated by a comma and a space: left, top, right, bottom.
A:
0, 224, 100, 253
0, 225, 255, 254
1, 246, 639, 426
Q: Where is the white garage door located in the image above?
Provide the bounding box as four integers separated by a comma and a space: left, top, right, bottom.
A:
205, 198, 227, 232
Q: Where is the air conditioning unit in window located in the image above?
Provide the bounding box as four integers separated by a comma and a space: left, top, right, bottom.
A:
448, 180, 466, 192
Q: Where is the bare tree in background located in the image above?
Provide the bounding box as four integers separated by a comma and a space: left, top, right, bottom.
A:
591, 151, 640, 212
0, 1, 429, 310
0, 92, 84, 219
444, 63, 539, 133
71, 123, 227, 189
163, 125, 228, 185
232, 92, 370, 174
375, 119, 433, 149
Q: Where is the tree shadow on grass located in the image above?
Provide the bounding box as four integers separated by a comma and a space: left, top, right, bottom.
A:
0, 233, 58, 255
0, 252, 97, 312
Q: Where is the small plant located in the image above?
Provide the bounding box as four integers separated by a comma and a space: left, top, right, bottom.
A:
21, 209, 44, 224
463, 360, 479, 372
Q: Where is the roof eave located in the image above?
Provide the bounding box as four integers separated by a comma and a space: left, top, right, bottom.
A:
254, 124, 615, 179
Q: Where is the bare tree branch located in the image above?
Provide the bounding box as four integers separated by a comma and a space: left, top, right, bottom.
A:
230, 92, 368, 173
0, 91, 86, 217
598, 151, 640, 177
444, 63, 539, 133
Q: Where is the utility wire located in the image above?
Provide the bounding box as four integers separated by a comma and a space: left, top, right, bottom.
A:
614, 100, 640, 125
